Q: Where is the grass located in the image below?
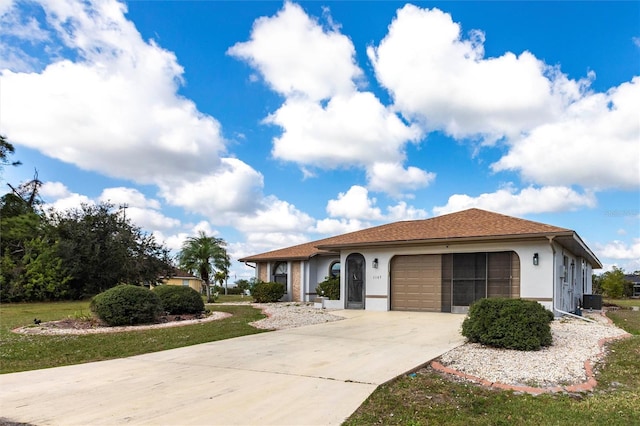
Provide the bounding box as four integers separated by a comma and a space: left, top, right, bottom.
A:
214, 294, 253, 303
0, 300, 267, 374
605, 298, 640, 309
345, 309, 640, 426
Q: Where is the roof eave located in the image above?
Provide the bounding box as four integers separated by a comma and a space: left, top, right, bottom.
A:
315, 231, 574, 251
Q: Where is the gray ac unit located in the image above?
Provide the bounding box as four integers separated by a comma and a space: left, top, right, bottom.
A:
583, 294, 602, 310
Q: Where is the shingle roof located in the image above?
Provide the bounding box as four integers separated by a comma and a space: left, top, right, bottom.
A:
162, 268, 202, 280
238, 208, 573, 262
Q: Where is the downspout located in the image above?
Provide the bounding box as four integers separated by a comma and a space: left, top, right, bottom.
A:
549, 236, 595, 323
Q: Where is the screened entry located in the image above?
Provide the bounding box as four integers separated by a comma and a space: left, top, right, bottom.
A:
444, 252, 520, 313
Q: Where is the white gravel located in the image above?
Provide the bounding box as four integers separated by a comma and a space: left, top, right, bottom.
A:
249, 302, 344, 330
439, 314, 629, 387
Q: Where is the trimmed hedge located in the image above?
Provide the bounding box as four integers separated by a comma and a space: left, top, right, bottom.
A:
461, 298, 554, 351
153, 285, 205, 315
90, 285, 163, 326
252, 281, 285, 303
316, 276, 340, 300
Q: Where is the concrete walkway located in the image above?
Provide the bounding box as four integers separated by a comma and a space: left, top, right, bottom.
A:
0, 311, 464, 426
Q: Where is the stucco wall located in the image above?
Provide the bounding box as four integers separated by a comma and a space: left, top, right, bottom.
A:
340, 239, 558, 312
164, 277, 202, 293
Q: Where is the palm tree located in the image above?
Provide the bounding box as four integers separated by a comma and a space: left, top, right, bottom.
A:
177, 231, 229, 302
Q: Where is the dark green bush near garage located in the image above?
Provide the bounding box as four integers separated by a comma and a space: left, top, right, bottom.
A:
90, 284, 163, 326
153, 285, 205, 314
316, 276, 340, 300
461, 298, 555, 351
251, 281, 285, 303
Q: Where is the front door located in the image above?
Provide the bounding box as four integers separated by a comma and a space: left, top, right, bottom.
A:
346, 253, 365, 309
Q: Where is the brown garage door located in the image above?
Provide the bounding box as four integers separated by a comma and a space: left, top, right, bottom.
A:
391, 255, 441, 311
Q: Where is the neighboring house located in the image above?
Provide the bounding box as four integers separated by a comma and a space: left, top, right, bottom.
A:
238, 208, 601, 315
625, 274, 640, 298
156, 268, 204, 293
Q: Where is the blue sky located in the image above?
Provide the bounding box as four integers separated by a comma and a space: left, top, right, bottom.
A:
1, 0, 638, 281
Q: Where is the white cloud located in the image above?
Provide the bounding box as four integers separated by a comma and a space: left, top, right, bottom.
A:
385, 201, 428, 221
367, 162, 435, 196
233, 196, 315, 234
40, 182, 94, 213
125, 207, 180, 231
99, 187, 161, 210
231, 2, 428, 197
433, 185, 597, 216
597, 239, 640, 260
0, 0, 276, 218
267, 93, 422, 170
368, 5, 585, 141
227, 1, 361, 101
159, 158, 264, 221
367, 4, 639, 190
312, 218, 367, 235
326, 185, 383, 220
492, 77, 640, 189
40, 181, 72, 199
325, 185, 428, 223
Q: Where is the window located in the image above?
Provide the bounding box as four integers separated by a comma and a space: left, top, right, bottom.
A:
182, 279, 190, 287
273, 262, 288, 293
329, 261, 340, 278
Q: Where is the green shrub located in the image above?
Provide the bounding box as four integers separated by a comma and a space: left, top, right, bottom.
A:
153, 285, 205, 315
90, 285, 162, 326
251, 281, 285, 303
461, 298, 554, 351
316, 276, 340, 300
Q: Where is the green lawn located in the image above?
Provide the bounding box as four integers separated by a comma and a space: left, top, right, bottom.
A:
0, 300, 267, 374
345, 308, 640, 426
213, 294, 253, 303
606, 298, 640, 309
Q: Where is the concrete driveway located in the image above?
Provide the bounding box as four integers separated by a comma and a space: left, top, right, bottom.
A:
0, 310, 464, 426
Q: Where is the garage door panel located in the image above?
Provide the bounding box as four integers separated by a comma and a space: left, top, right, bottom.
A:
391, 255, 441, 312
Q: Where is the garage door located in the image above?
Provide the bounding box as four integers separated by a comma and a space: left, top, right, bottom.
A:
391, 255, 441, 311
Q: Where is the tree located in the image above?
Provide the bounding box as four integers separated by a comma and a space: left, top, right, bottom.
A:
0, 134, 21, 172
600, 267, 626, 299
49, 202, 172, 298
177, 231, 229, 302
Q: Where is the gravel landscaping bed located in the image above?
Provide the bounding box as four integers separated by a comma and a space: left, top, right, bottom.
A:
438, 313, 629, 387
249, 302, 344, 329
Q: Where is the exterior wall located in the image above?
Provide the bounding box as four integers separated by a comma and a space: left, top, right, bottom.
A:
340, 240, 556, 312
291, 261, 301, 302
247, 238, 596, 313
303, 256, 340, 301
257, 262, 269, 282
551, 242, 583, 314
163, 277, 203, 293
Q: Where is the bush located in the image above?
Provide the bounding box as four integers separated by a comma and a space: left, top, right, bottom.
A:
251, 281, 285, 303
316, 276, 340, 300
153, 285, 205, 315
90, 285, 163, 326
461, 298, 554, 351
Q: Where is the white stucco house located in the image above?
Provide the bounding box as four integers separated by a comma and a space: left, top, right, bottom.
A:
238, 208, 601, 315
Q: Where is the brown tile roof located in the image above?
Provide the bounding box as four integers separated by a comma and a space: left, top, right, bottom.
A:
238, 208, 573, 262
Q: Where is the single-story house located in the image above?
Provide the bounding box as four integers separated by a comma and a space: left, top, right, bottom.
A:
239, 208, 601, 315
156, 268, 204, 293
625, 274, 640, 298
